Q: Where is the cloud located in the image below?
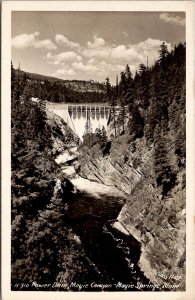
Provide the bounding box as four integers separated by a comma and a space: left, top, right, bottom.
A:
112, 45, 143, 63
67, 59, 128, 83
12, 32, 57, 50
72, 61, 98, 72
35, 39, 57, 50
54, 68, 77, 76
132, 38, 172, 58
97, 60, 126, 75
160, 13, 185, 26
50, 35, 172, 83
83, 48, 110, 59
46, 51, 82, 65
83, 37, 171, 67
55, 34, 80, 49
87, 35, 106, 49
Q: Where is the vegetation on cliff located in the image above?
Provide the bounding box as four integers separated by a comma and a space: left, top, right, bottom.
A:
82, 42, 186, 198
11, 65, 101, 290
78, 42, 186, 289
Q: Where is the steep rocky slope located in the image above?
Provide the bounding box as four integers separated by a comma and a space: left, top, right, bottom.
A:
78, 130, 185, 290
46, 109, 79, 155
78, 134, 145, 194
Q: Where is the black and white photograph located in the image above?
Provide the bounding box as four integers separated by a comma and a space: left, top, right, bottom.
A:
1, 1, 195, 299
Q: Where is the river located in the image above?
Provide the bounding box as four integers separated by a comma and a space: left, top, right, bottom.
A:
55, 147, 152, 291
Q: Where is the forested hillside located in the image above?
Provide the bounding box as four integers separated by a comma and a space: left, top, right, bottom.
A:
15, 69, 106, 103
11, 66, 101, 289
78, 42, 186, 289
105, 42, 186, 196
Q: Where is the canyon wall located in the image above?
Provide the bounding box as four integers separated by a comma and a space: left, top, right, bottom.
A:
78, 131, 185, 290
78, 43, 186, 290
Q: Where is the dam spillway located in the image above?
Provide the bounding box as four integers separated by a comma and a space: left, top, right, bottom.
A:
47, 103, 110, 140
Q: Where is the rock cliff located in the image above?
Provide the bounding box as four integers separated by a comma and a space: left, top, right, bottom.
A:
78, 130, 185, 290
46, 109, 79, 155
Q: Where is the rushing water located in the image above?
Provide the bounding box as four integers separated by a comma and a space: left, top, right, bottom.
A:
55, 148, 151, 291
47, 103, 110, 140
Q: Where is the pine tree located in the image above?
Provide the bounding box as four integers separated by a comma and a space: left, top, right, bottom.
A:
158, 41, 169, 66
115, 75, 119, 98
105, 77, 111, 102
138, 63, 147, 75
125, 64, 133, 87
101, 126, 107, 148
154, 125, 176, 196
119, 97, 127, 134
117, 65, 134, 134
138, 63, 150, 109
83, 111, 93, 147
128, 105, 144, 139
119, 71, 127, 97
95, 126, 102, 143
107, 76, 117, 138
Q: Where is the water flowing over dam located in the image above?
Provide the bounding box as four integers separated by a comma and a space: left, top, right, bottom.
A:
47, 103, 110, 140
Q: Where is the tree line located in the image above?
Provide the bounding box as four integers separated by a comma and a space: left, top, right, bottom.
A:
105, 42, 185, 139
104, 41, 186, 195
14, 69, 107, 104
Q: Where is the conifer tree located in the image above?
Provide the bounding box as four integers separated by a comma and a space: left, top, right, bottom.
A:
128, 105, 144, 138
125, 64, 133, 87
137, 63, 150, 109
119, 97, 127, 134
83, 111, 93, 147
107, 77, 117, 137
158, 41, 169, 66
95, 126, 102, 143
101, 126, 107, 148
105, 77, 111, 102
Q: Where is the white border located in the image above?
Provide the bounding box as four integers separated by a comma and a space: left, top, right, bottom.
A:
1, 1, 195, 300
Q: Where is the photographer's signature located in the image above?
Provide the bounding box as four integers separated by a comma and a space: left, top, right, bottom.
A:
158, 272, 182, 281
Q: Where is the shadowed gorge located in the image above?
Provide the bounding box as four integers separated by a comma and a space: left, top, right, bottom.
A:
11, 41, 186, 291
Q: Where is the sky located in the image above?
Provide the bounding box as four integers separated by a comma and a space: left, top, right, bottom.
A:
11, 11, 185, 84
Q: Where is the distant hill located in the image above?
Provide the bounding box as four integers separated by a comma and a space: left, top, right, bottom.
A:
63, 80, 105, 93
17, 69, 106, 93
20, 70, 65, 83
14, 68, 107, 103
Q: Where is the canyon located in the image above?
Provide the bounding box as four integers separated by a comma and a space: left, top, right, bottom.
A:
48, 104, 185, 291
